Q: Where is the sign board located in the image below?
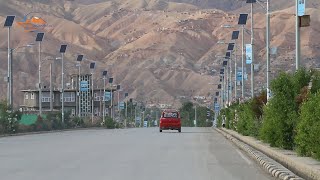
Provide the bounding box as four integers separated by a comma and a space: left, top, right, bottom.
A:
246, 44, 252, 64
80, 81, 89, 92
298, 0, 305, 16
136, 117, 141, 123
104, 92, 111, 101
144, 121, 148, 128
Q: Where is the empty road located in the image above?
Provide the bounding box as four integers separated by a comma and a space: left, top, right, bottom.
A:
0, 127, 273, 180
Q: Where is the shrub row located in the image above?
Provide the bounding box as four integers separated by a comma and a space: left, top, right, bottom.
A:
218, 69, 320, 160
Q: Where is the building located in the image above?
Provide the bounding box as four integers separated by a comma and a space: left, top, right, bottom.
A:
21, 74, 117, 117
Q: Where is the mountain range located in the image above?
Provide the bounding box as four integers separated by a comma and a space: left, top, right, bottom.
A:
0, 0, 319, 108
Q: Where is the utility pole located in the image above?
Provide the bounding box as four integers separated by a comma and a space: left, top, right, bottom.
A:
194, 104, 197, 127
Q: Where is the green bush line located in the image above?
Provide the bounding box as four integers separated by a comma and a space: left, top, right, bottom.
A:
0, 107, 123, 135
218, 68, 320, 160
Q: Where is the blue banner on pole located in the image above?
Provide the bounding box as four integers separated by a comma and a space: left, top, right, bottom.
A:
246, 44, 252, 64
104, 92, 111, 101
120, 102, 125, 110
237, 70, 242, 81
80, 81, 89, 92
298, 0, 305, 16
214, 102, 220, 112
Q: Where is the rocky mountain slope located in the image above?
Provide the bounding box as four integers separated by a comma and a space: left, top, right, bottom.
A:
0, 0, 319, 108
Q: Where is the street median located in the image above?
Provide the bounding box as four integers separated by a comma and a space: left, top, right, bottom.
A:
218, 128, 320, 180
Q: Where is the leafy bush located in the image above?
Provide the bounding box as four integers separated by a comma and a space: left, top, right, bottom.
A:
103, 117, 116, 129
260, 69, 310, 149
0, 101, 21, 134
295, 92, 320, 160
32, 116, 52, 132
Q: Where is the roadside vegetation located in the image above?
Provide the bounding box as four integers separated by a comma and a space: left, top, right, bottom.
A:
179, 101, 214, 127
218, 69, 320, 160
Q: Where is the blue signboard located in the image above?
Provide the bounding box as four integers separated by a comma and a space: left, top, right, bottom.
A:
80, 81, 89, 92
104, 92, 111, 101
136, 117, 141, 123
237, 70, 242, 81
144, 121, 148, 128
214, 102, 220, 112
119, 102, 125, 110
298, 0, 305, 16
246, 44, 252, 64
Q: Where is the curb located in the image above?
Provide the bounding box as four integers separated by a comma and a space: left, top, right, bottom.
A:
215, 128, 304, 180
0, 127, 107, 138
218, 128, 320, 180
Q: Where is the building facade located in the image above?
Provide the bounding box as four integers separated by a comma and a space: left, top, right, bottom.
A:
21, 74, 116, 117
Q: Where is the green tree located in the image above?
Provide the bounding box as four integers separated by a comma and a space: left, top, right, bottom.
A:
260, 69, 311, 149
295, 91, 320, 159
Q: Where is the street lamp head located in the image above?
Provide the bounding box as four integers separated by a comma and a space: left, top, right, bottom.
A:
221, 25, 233, 28
4, 16, 15, 27
55, 57, 62, 60
76, 54, 84, 61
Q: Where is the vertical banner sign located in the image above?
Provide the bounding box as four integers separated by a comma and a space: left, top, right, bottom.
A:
120, 102, 125, 110
237, 70, 242, 82
104, 92, 111, 101
298, 0, 305, 16
246, 44, 252, 64
80, 81, 88, 92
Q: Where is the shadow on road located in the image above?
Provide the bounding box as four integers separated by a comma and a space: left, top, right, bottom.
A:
160, 131, 213, 134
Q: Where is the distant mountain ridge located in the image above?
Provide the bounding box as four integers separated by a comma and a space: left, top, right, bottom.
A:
0, 0, 319, 108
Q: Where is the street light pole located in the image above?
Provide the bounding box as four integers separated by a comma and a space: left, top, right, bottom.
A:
61, 53, 65, 122
36, 32, 44, 115
266, 0, 271, 100
103, 76, 106, 124
76, 55, 84, 118
226, 60, 229, 105
251, 3, 255, 98
4, 16, 15, 108
234, 43, 237, 100
295, 0, 300, 70
7, 28, 11, 107
241, 26, 245, 99
38, 42, 42, 115
78, 63, 81, 118
229, 53, 232, 104
50, 63, 53, 111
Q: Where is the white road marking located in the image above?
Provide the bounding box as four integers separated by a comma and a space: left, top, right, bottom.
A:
236, 149, 252, 165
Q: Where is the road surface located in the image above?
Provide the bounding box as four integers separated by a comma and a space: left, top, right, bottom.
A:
0, 127, 273, 180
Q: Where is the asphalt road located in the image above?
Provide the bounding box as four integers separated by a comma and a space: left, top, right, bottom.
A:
0, 127, 273, 180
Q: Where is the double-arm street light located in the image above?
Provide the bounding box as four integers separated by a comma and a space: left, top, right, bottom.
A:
3, 43, 34, 108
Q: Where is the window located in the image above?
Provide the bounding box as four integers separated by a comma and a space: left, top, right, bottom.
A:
31, 93, 35, 100
162, 112, 178, 118
42, 97, 51, 102
25, 93, 29, 100
61, 92, 75, 102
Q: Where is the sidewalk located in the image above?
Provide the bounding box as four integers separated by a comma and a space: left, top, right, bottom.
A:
219, 128, 320, 180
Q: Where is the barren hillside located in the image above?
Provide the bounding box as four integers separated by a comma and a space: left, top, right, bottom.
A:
0, 0, 319, 108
